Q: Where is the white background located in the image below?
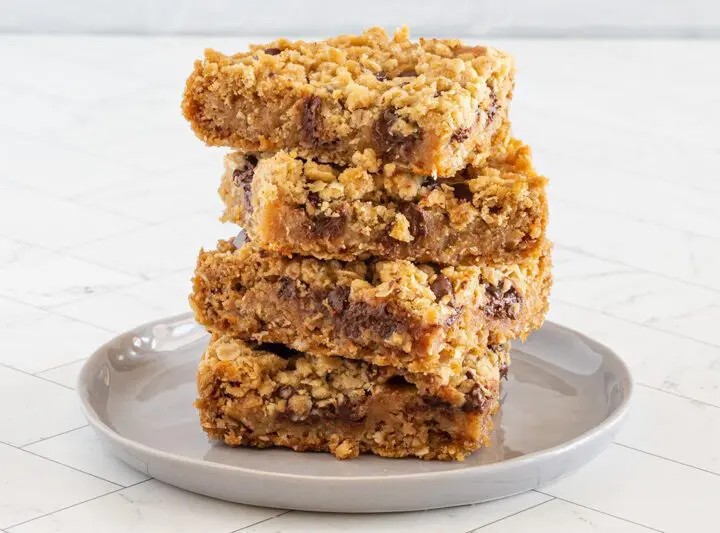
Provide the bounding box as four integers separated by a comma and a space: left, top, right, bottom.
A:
0, 0, 719, 37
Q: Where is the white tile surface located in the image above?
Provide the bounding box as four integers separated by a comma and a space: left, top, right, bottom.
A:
0, 298, 113, 373
0, 133, 138, 199
63, 212, 235, 280
36, 359, 87, 389
70, 164, 224, 224
0, 237, 42, 268
0, 366, 87, 446
553, 248, 720, 327
25, 427, 150, 487
0, 35, 718, 531
8, 480, 282, 533
472, 498, 656, 532
0, 183, 145, 251
617, 385, 720, 474
548, 302, 720, 407
244, 491, 550, 532
0, 250, 140, 309
552, 199, 720, 291
542, 445, 720, 533
0, 442, 117, 529
53, 273, 193, 333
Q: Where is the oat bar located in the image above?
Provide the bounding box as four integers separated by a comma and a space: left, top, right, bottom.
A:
190, 239, 551, 377
221, 137, 546, 264
183, 27, 515, 178
196, 335, 503, 460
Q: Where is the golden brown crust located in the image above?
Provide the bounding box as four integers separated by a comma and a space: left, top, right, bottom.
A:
189, 239, 551, 377
196, 335, 501, 460
220, 137, 547, 264
182, 27, 515, 178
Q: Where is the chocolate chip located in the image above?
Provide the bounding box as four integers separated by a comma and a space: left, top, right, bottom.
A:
277, 276, 297, 300
232, 159, 257, 187
372, 109, 421, 162
489, 343, 508, 353
345, 402, 368, 422
365, 365, 381, 381
339, 301, 401, 340
452, 182, 474, 202
327, 286, 350, 314
264, 47, 281, 55
232, 156, 258, 214
314, 402, 340, 420
484, 285, 521, 320
307, 191, 321, 208
486, 92, 498, 125
276, 385, 295, 399
258, 343, 301, 360
463, 384, 489, 412
301, 95, 323, 147
421, 176, 442, 190
499, 364, 509, 380
421, 395, 452, 407
386, 375, 411, 387
375, 71, 387, 81
398, 202, 428, 239
450, 127, 471, 143
430, 274, 453, 301
309, 396, 368, 424
396, 68, 417, 77
310, 206, 348, 238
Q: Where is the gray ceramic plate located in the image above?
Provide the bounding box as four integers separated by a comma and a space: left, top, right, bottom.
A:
78, 314, 632, 513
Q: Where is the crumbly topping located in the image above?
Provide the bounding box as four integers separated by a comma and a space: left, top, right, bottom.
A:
388, 213, 413, 242
200, 335, 503, 417
190, 238, 551, 380
220, 138, 547, 249
197, 239, 546, 327
183, 27, 515, 177
211, 26, 513, 132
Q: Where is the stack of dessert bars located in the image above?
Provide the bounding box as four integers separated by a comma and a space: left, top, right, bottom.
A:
183, 27, 551, 461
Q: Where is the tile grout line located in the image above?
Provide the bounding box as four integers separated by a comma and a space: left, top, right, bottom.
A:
20, 425, 89, 448
635, 382, 720, 409
0, 293, 119, 336
554, 197, 720, 243
0, 230, 154, 281
0, 363, 77, 392
33, 356, 89, 377
4, 478, 151, 531
0, 179, 152, 225
18, 442, 126, 487
40, 261, 194, 313
231, 510, 293, 532
554, 297, 720, 353
0, 112, 194, 177
546, 157, 719, 196
614, 443, 719, 478
47, 198, 232, 258
533, 492, 666, 532
465, 494, 555, 532
554, 243, 720, 295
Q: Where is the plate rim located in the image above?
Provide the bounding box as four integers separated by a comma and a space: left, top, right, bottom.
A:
78, 312, 634, 482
